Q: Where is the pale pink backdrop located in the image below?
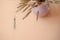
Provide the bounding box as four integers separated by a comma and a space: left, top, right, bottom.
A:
0, 0, 60, 40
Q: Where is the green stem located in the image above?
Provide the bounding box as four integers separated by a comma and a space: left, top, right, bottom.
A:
14, 17, 16, 29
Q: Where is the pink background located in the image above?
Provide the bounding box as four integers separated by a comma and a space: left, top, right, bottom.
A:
0, 0, 60, 40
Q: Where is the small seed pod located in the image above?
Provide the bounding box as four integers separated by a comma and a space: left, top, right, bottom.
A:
32, 5, 49, 17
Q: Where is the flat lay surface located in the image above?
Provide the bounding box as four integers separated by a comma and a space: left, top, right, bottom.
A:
0, 0, 60, 40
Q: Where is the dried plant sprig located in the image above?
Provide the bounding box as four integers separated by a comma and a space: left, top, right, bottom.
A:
14, 0, 50, 29
13, 0, 60, 29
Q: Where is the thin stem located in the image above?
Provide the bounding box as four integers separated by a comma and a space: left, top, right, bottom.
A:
14, 17, 16, 29
17, 4, 24, 8
23, 5, 30, 12
23, 10, 31, 20
17, 4, 27, 12
36, 11, 39, 21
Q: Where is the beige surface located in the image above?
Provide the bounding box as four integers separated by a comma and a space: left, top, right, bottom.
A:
0, 0, 60, 40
